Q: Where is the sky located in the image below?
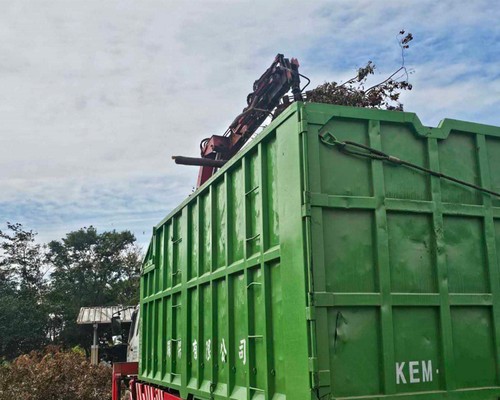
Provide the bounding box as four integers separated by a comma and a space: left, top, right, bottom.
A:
1, 0, 499, 248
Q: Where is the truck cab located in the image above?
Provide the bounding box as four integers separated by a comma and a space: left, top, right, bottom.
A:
126, 305, 139, 363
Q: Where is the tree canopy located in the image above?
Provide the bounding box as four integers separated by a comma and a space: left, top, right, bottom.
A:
0, 223, 142, 359
47, 226, 141, 349
0, 223, 49, 359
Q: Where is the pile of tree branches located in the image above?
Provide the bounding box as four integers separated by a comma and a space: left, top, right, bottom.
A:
306, 31, 414, 111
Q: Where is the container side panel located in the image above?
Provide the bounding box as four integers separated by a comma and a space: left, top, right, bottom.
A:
228, 165, 245, 264
199, 283, 212, 395
451, 306, 497, 388
142, 273, 149, 301
318, 118, 373, 197
443, 216, 489, 294
142, 299, 148, 376
249, 266, 265, 395
146, 269, 153, 298
306, 103, 500, 400
322, 209, 377, 293
246, 152, 262, 258
495, 220, 500, 274
140, 112, 296, 398
275, 114, 311, 400
139, 276, 145, 376
329, 307, 382, 397
486, 137, 500, 207
200, 194, 211, 276
230, 272, 248, 399
140, 300, 148, 376
165, 296, 173, 383
164, 223, 172, 290
393, 307, 443, 392
153, 299, 161, 380
188, 203, 199, 281
214, 182, 227, 270
187, 287, 199, 389
173, 292, 183, 385
265, 137, 280, 250
155, 235, 161, 294
147, 299, 154, 378
139, 104, 500, 399
150, 271, 155, 297
172, 217, 182, 288
387, 212, 437, 293
158, 229, 165, 293
381, 123, 430, 200
269, 260, 285, 398
214, 278, 228, 396
438, 132, 482, 205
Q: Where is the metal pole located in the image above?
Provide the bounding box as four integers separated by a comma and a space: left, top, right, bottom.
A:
91, 323, 99, 365
172, 156, 227, 168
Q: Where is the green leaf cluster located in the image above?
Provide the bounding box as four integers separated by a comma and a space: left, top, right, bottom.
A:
0, 223, 142, 359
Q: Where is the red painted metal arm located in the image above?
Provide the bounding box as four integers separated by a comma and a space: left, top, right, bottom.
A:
174, 54, 303, 187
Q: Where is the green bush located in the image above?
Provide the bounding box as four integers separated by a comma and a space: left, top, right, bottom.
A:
0, 347, 111, 400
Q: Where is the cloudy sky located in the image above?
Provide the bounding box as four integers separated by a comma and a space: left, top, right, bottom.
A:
1, 1, 499, 247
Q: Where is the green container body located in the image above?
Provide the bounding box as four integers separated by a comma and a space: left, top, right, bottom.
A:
140, 102, 500, 400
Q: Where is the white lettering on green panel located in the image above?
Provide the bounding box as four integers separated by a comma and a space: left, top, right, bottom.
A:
396, 360, 435, 384
192, 340, 198, 360
239, 339, 246, 365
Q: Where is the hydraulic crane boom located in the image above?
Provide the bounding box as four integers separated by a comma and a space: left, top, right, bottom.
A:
173, 54, 305, 187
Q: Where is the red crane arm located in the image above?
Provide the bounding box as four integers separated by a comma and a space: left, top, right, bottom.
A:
173, 54, 304, 187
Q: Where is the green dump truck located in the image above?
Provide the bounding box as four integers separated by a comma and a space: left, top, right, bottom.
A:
137, 102, 500, 400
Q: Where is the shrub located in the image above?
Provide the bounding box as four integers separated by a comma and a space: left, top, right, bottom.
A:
0, 347, 111, 400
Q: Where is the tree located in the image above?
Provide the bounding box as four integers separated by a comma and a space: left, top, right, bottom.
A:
0, 222, 47, 294
0, 284, 50, 359
306, 31, 414, 110
46, 226, 142, 350
0, 223, 49, 359
113, 244, 142, 306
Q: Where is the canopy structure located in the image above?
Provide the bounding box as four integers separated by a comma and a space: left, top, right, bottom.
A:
76, 305, 136, 365
77, 305, 135, 325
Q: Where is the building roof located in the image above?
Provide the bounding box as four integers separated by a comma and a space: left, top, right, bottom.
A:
76, 305, 136, 325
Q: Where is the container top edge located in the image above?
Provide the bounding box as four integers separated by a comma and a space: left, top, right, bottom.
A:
303, 103, 500, 139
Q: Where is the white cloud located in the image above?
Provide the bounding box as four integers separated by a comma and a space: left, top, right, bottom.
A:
399, 60, 500, 126
0, 0, 499, 245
